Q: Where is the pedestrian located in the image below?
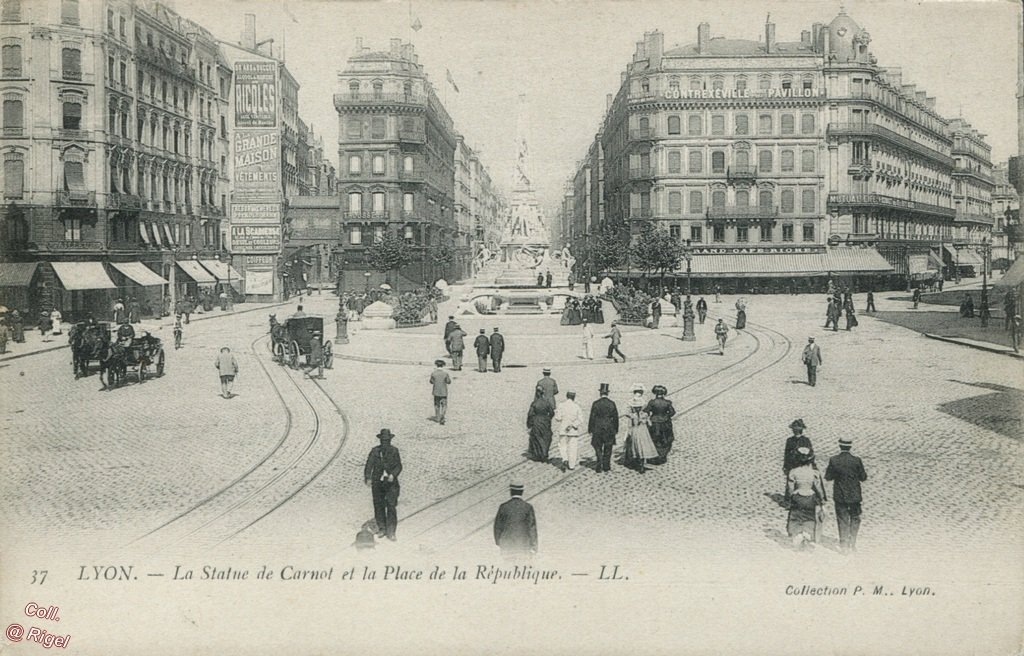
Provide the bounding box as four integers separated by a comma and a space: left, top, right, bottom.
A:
783, 418, 814, 478
214, 346, 239, 399
912, 287, 921, 310
844, 298, 858, 330
604, 320, 626, 363
714, 284, 722, 303
292, 304, 307, 319
537, 271, 544, 287
714, 318, 729, 354
553, 390, 584, 471
1004, 291, 1018, 331
545, 270, 553, 288
825, 298, 840, 331
443, 315, 457, 357
447, 323, 466, 370
173, 316, 183, 350
979, 295, 990, 328
50, 307, 63, 336
493, 482, 538, 559
581, 320, 595, 360
696, 296, 708, 324
623, 398, 657, 473
786, 446, 827, 549
112, 298, 125, 324
588, 383, 619, 473
526, 386, 555, 463
865, 291, 876, 313
644, 385, 676, 465
651, 299, 662, 329
430, 359, 451, 424
536, 366, 560, 406
219, 290, 228, 311
308, 331, 325, 379
428, 297, 439, 323
364, 428, 402, 541
735, 298, 747, 330
1010, 315, 1022, 353
38, 311, 52, 338
0, 319, 8, 354
473, 328, 490, 373
801, 337, 822, 386
128, 296, 140, 323
825, 438, 868, 554
489, 327, 505, 372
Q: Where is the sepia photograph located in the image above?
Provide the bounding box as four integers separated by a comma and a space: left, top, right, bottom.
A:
0, 0, 1022, 653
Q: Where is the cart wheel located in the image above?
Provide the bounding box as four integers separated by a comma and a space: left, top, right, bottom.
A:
273, 341, 285, 363
289, 341, 300, 369
156, 349, 165, 376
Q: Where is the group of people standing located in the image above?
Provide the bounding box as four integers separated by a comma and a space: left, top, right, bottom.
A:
442, 316, 505, 373
824, 292, 859, 331
559, 295, 604, 326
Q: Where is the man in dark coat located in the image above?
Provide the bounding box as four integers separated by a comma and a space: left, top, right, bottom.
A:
473, 328, 490, 373
545, 270, 553, 288
526, 387, 554, 462
537, 272, 544, 287
536, 368, 558, 407
587, 383, 619, 473
696, 297, 708, 324
825, 438, 868, 554
489, 327, 505, 372
644, 385, 676, 464
493, 482, 538, 558
443, 315, 458, 356
651, 299, 662, 329
364, 428, 403, 541
865, 291, 876, 313
824, 298, 840, 331
782, 418, 814, 476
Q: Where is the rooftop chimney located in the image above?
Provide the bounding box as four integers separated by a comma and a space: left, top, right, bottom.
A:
402, 43, 414, 60
812, 22, 823, 50
887, 67, 902, 88
915, 90, 927, 104
606, 93, 613, 110
765, 18, 776, 54
698, 22, 710, 54
801, 30, 811, 45
242, 14, 256, 50
647, 30, 664, 69
925, 96, 936, 110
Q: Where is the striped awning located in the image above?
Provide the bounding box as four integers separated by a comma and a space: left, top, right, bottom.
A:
176, 260, 217, 285
954, 249, 984, 267
51, 262, 117, 290
109, 262, 168, 287
679, 248, 894, 278
199, 259, 245, 282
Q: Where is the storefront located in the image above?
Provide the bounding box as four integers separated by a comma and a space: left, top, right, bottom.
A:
175, 260, 217, 299
108, 262, 170, 319
0, 262, 41, 316
49, 262, 119, 321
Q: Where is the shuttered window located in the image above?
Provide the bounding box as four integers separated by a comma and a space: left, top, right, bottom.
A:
3, 152, 24, 198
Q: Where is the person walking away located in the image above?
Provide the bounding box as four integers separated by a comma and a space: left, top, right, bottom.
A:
581, 320, 595, 360
825, 438, 868, 554
714, 284, 722, 303
696, 296, 708, 324
526, 386, 555, 463
801, 337, 822, 386
112, 298, 125, 324
588, 383, 619, 473
215, 346, 239, 399
1004, 291, 1017, 331
714, 318, 729, 354
537, 272, 544, 287
473, 328, 490, 373
493, 482, 538, 559
604, 320, 626, 363
364, 428, 402, 541
443, 315, 458, 357
173, 316, 183, 350
430, 360, 451, 424
1011, 315, 1022, 353
308, 331, 325, 379
38, 311, 52, 338
553, 390, 584, 471
782, 418, 814, 481
489, 327, 505, 372
644, 385, 676, 465
447, 323, 466, 370
786, 446, 827, 549
50, 307, 63, 336
651, 299, 662, 329
545, 270, 553, 288
865, 291, 876, 313
844, 298, 858, 330
0, 319, 8, 354
735, 298, 747, 330
536, 368, 559, 408
912, 287, 921, 310
825, 298, 840, 331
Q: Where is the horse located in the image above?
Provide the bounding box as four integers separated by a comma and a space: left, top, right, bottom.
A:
269, 314, 287, 360
99, 342, 127, 389
71, 324, 108, 379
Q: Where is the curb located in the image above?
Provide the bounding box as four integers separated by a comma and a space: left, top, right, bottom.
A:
923, 333, 1023, 359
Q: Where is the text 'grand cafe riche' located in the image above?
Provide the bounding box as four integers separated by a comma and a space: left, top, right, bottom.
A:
568, 9, 995, 293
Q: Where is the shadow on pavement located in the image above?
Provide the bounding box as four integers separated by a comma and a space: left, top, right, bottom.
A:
940, 381, 1024, 440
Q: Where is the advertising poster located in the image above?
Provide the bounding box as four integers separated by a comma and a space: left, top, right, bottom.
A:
233, 130, 280, 199
234, 61, 278, 128
230, 224, 281, 253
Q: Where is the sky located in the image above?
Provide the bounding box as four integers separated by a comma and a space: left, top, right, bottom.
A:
176, 0, 1021, 214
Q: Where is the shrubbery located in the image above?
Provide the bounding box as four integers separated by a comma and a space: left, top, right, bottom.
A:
602, 285, 654, 325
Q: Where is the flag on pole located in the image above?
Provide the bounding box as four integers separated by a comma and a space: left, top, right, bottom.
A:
411, 16, 422, 31
446, 68, 460, 93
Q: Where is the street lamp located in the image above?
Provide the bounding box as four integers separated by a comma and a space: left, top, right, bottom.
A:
681, 239, 695, 342
364, 271, 371, 293
980, 237, 992, 328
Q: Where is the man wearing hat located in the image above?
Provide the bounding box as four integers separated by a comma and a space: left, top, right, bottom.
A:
536, 368, 559, 408
489, 327, 505, 372
446, 323, 467, 370
783, 419, 814, 477
553, 390, 584, 471
801, 337, 823, 387
644, 385, 676, 465
443, 315, 458, 356
473, 328, 491, 373
604, 321, 625, 363
825, 438, 868, 554
308, 331, 325, 379
588, 383, 620, 473
493, 482, 538, 559
430, 359, 452, 424
364, 429, 403, 541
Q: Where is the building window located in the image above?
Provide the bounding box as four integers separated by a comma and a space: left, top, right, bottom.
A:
347, 191, 362, 213
687, 114, 702, 136
372, 81, 383, 99
61, 47, 81, 80
403, 192, 414, 212
735, 114, 749, 135
736, 150, 749, 168
349, 224, 361, 244
735, 78, 747, 93
735, 189, 749, 207
759, 189, 772, 211
667, 115, 680, 135
161, 81, 167, 103
711, 190, 725, 208
63, 217, 82, 240
781, 190, 794, 213
690, 224, 702, 242
711, 114, 725, 135
758, 150, 772, 172
372, 154, 385, 175
346, 119, 361, 138
801, 150, 815, 173
711, 151, 725, 174
781, 150, 794, 172
373, 225, 384, 242
688, 151, 703, 173
758, 114, 772, 135
781, 80, 792, 91
668, 191, 682, 214
713, 224, 725, 242
2, 42, 21, 77
736, 225, 748, 242
781, 114, 794, 135
758, 76, 771, 90
3, 152, 24, 198
668, 224, 681, 240
348, 155, 361, 174
689, 77, 701, 92
668, 151, 681, 174
3, 96, 23, 134
371, 117, 385, 139
689, 190, 703, 213
760, 223, 773, 242
782, 224, 794, 242
803, 79, 813, 92
61, 0, 79, 25
801, 189, 815, 213
62, 100, 81, 130
371, 191, 385, 213
802, 223, 815, 241
107, 56, 114, 80
801, 114, 815, 134
711, 78, 723, 91
2, 0, 21, 22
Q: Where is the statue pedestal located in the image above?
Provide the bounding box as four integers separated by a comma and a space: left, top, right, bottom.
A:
361, 300, 396, 331
334, 311, 350, 344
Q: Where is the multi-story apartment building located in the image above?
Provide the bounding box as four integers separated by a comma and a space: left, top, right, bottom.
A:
992, 161, 1020, 262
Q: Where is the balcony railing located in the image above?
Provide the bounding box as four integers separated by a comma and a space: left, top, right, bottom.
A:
726, 165, 756, 179
47, 240, 102, 251
108, 193, 142, 210
954, 212, 994, 226
56, 128, 89, 140
952, 167, 994, 184
629, 165, 654, 180
55, 189, 96, 207
827, 193, 956, 219
399, 169, 424, 182
629, 127, 656, 141
342, 210, 391, 221
333, 92, 427, 109
827, 123, 953, 168
706, 206, 779, 220
398, 127, 426, 143
3, 126, 24, 137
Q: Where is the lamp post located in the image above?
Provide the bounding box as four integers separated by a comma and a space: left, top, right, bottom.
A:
334, 244, 349, 344
681, 239, 695, 342
980, 237, 991, 328
364, 271, 371, 293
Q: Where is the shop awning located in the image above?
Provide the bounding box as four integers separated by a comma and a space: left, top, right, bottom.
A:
162, 224, 176, 247
0, 262, 40, 287
151, 222, 164, 247
680, 249, 894, 278
176, 259, 217, 285
51, 262, 117, 291
64, 161, 86, 193
138, 221, 151, 245
954, 249, 984, 267
109, 262, 168, 287
199, 260, 245, 283
994, 257, 1024, 289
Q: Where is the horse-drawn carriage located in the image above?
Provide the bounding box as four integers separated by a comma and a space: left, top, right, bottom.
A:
116, 333, 166, 384
269, 315, 333, 370
69, 322, 165, 386
70, 321, 112, 378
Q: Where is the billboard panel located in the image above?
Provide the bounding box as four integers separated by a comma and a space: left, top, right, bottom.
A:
231, 224, 282, 253
234, 61, 278, 128
244, 268, 275, 295
231, 202, 280, 225
233, 129, 280, 198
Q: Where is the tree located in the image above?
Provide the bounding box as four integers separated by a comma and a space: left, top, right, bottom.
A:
629, 223, 681, 288
367, 232, 412, 292
588, 224, 628, 276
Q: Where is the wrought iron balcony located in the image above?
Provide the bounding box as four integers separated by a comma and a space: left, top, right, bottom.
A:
398, 127, 426, 143
108, 193, 142, 210
827, 123, 953, 168
333, 92, 427, 110
706, 206, 778, 221
827, 193, 956, 219
55, 189, 96, 207
727, 165, 756, 180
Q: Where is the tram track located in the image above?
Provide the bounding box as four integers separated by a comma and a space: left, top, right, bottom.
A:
129, 333, 349, 552
397, 320, 792, 553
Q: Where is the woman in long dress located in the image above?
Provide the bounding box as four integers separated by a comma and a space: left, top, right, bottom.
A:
623, 398, 658, 473
785, 446, 827, 548
526, 386, 554, 462
735, 297, 747, 330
